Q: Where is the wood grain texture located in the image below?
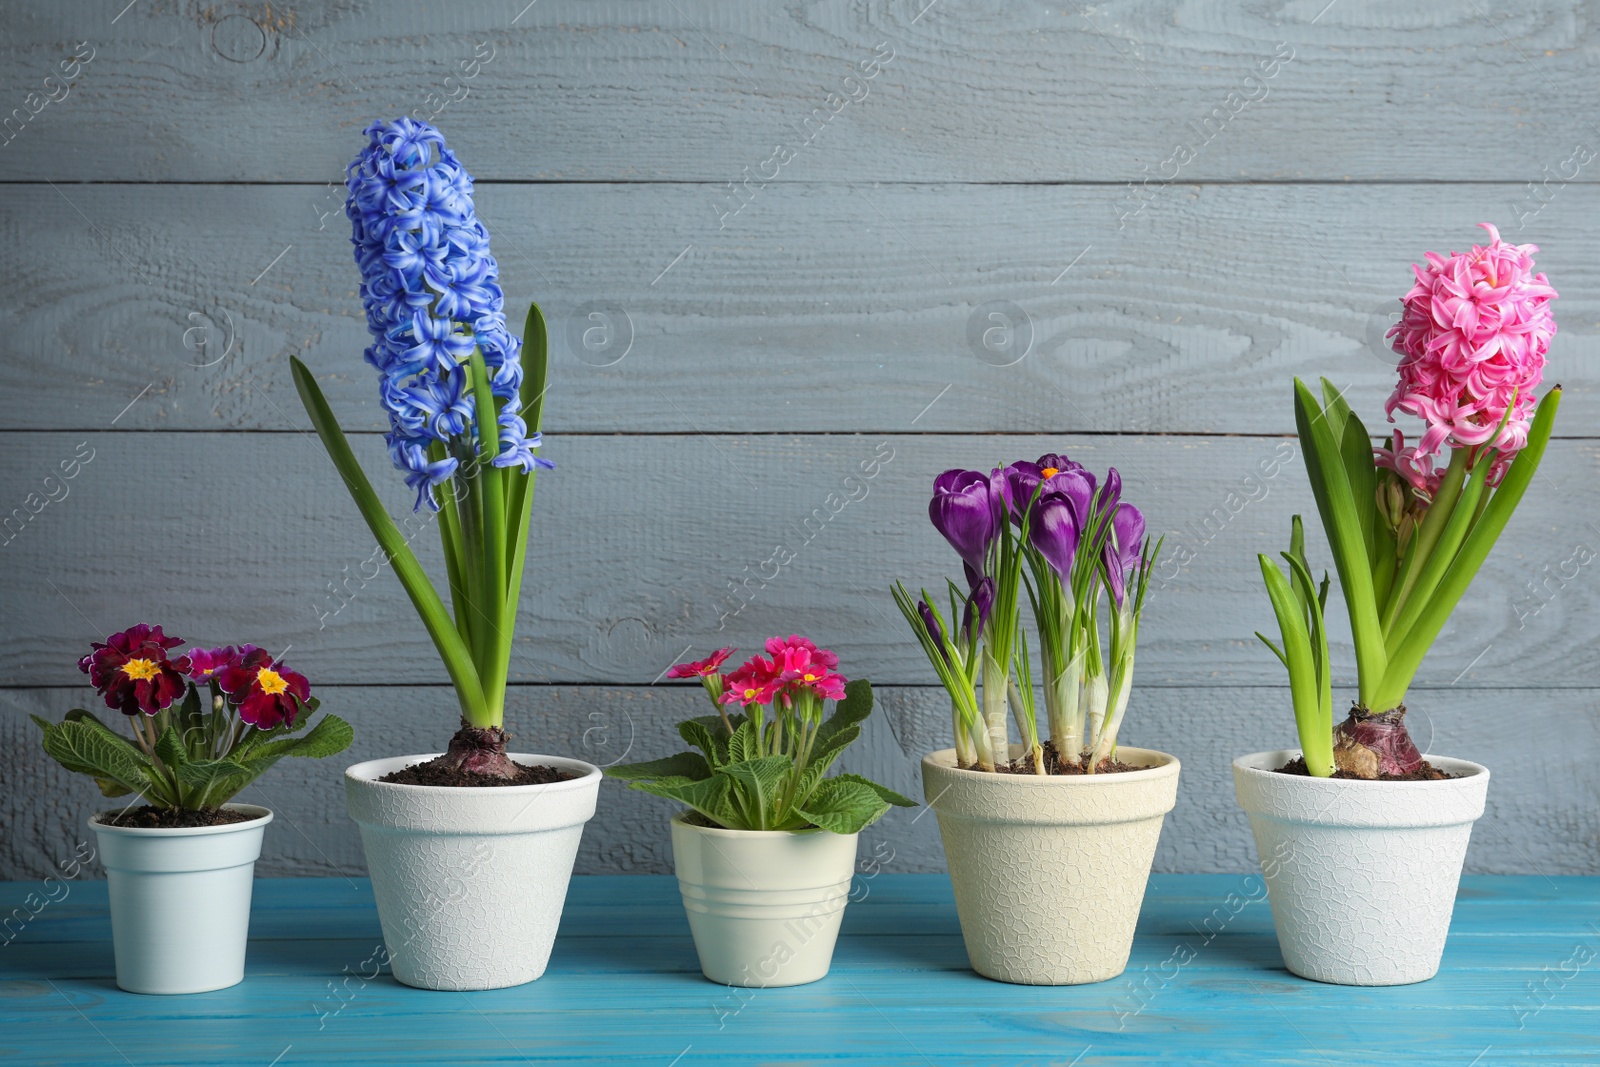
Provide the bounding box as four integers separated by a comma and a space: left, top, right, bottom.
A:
1, 432, 1595, 689
5, 683, 1595, 881
2, 181, 1595, 434
2, 875, 1597, 1065
0, 1, 1596, 183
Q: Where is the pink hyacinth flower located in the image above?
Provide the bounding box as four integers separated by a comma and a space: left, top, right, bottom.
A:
1384, 223, 1557, 485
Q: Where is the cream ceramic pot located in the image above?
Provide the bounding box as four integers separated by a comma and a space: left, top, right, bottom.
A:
670, 812, 858, 987
89, 803, 272, 995
922, 746, 1180, 985
1233, 749, 1489, 985
345, 753, 601, 991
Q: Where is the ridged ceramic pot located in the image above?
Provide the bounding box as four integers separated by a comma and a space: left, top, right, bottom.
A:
922, 746, 1180, 985
670, 812, 858, 987
89, 803, 272, 995
1233, 749, 1489, 986
345, 753, 601, 991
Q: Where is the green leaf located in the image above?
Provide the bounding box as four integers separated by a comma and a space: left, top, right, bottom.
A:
502, 303, 549, 682
719, 755, 794, 828
1323, 378, 1378, 565
604, 751, 711, 782
1375, 387, 1561, 709
240, 714, 354, 766
1294, 378, 1386, 701
174, 759, 253, 787
678, 716, 730, 768
793, 777, 891, 835
832, 772, 916, 808
1259, 554, 1333, 777
726, 718, 759, 764
60, 709, 148, 758
154, 725, 188, 771
290, 355, 487, 722
40, 720, 161, 800
630, 774, 743, 829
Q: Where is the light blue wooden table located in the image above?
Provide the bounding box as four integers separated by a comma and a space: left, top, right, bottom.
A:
3, 874, 1596, 1065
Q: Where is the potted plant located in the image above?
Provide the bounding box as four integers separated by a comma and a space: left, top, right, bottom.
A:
1239, 222, 1560, 985
893, 457, 1177, 985
33, 624, 351, 994
291, 117, 601, 991
606, 637, 915, 987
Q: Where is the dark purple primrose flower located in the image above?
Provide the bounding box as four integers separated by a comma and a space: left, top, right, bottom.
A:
1103, 502, 1146, 608
961, 577, 996, 644
917, 600, 948, 663
930, 469, 998, 575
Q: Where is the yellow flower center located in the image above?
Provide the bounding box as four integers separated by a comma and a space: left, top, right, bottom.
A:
743, 687, 759, 699
803, 672, 818, 682
1040, 466, 1060, 479
119, 658, 161, 681
257, 668, 289, 695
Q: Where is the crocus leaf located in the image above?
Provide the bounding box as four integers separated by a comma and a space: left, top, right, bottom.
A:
604, 752, 711, 782
793, 777, 891, 835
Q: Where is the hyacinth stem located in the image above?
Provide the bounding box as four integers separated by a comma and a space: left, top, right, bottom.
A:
468, 348, 510, 725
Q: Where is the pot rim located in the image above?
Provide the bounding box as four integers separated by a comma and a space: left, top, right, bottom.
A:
88, 802, 273, 837
344, 752, 602, 794
1233, 749, 1489, 786
921, 745, 1181, 785
669, 809, 845, 840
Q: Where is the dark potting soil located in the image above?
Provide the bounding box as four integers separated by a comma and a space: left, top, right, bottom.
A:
994, 742, 1145, 776
377, 760, 579, 788
1274, 756, 1456, 781
98, 806, 261, 829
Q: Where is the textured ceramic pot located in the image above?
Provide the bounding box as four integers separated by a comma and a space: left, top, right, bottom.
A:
88, 803, 272, 995
922, 746, 1180, 985
1233, 749, 1490, 986
345, 753, 601, 991
670, 812, 858, 987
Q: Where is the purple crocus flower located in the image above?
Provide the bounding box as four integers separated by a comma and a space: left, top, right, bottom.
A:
930, 469, 998, 574
1103, 502, 1146, 608
961, 577, 995, 643
1098, 467, 1122, 515
1036, 453, 1097, 496
1006, 459, 1097, 525
1028, 491, 1082, 578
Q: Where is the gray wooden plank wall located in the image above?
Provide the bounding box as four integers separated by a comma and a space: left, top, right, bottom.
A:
1, 1, 1595, 879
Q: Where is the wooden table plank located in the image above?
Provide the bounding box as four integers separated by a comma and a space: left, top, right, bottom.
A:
0, 876, 1595, 1066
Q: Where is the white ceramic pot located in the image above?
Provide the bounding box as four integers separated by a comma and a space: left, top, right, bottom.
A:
922, 746, 1180, 985
670, 812, 858, 987
1233, 749, 1490, 986
88, 803, 272, 995
345, 753, 601, 991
